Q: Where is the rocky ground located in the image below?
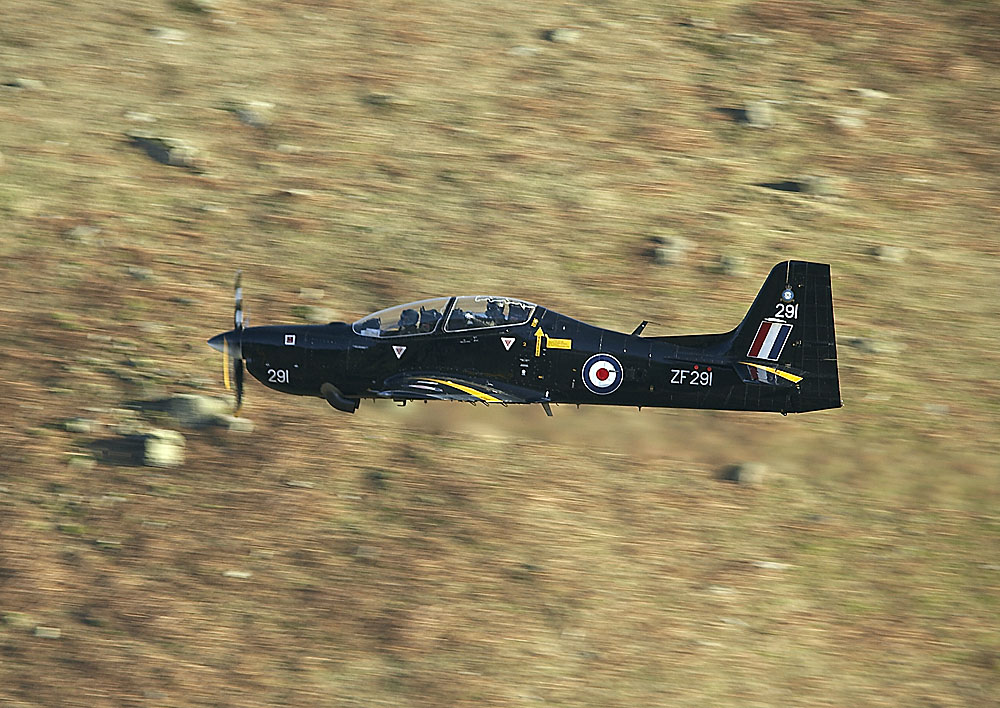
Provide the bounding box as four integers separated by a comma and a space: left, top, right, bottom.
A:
1, 1, 998, 706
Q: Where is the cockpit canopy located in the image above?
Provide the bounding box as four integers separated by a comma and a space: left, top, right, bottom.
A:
352, 296, 536, 338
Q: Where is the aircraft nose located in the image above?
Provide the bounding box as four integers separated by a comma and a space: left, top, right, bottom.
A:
207, 329, 241, 358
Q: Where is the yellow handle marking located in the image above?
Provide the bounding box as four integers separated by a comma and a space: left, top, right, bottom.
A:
425, 378, 502, 403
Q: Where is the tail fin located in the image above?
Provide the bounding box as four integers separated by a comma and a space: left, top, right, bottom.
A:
729, 260, 841, 412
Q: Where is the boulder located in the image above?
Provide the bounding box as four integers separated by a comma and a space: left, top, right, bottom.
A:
126, 130, 204, 170
871, 245, 908, 263
143, 429, 185, 468
165, 394, 231, 427
544, 28, 581, 43
744, 100, 775, 129
718, 462, 767, 485
651, 234, 692, 266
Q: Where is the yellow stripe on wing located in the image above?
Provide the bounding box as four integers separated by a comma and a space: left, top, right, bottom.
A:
739, 362, 804, 384
425, 378, 503, 403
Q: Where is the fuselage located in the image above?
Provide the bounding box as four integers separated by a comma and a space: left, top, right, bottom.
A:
225, 306, 801, 413
208, 261, 842, 416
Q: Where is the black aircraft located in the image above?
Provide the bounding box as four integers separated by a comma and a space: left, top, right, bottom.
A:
207, 261, 841, 416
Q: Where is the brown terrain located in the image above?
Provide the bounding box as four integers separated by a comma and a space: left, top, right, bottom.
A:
1, 1, 998, 706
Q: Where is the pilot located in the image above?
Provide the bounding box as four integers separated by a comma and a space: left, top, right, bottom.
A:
398, 308, 419, 334
419, 306, 441, 332
358, 318, 381, 337
485, 300, 506, 326
508, 302, 528, 324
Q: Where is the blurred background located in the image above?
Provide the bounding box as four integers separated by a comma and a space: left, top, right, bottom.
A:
0, 1, 997, 706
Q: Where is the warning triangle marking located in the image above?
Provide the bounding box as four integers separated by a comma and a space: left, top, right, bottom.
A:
393, 345, 406, 359
501, 337, 515, 351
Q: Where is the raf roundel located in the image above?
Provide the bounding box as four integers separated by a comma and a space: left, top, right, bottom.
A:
582, 353, 624, 395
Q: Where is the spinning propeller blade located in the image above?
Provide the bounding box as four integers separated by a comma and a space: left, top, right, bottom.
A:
232, 271, 245, 415
207, 271, 246, 414
234, 358, 244, 415
234, 270, 244, 331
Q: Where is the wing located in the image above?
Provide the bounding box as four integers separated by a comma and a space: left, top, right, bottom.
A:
371, 373, 548, 404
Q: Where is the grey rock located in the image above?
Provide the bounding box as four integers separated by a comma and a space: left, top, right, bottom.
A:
363, 92, 409, 108
3, 612, 32, 628
34, 626, 61, 639
847, 337, 900, 355
651, 234, 691, 266
293, 304, 337, 324
138, 321, 166, 335
354, 545, 380, 563
724, 33, 775, 45
67, 455, 97, 472
284, 480, 316, 489
753, 560, 792, 570
718, 462, 766, 485
127, 130, 204, 170
65, 225, 101, 243
707, 585, 736, 595
222, 570, 252, 579
123, 111, 157, 123
744, 100, 775, 128
65, 417, 98, 434
849, 87, 890, 100
176, 0, 221, 12
800, 175, 843, 197
544, 28, 581, 43
871, 245, 907, 263
508, 45, 540, 57
127, 265, 153, 281
230, 100, 274, 128
143, 429, 185, 468
685, 17, 718, 30
299, 287, 325, 301
715, 254, 745, 277
3, 77, 45, 90
148, 27, 188, 44
832, 114, 865, 132
831, 109, 867, 133
923, 403, 949, 416
276, 188, 314, 199
214, 414, 254, 433
165, 394, 231, 427
275, 143, 302, 154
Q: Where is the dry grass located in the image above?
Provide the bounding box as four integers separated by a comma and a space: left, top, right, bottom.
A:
1, 1, 998, 706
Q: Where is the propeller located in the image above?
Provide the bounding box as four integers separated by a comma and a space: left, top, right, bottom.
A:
231, 271, 246, 415
212, 271, 246, 416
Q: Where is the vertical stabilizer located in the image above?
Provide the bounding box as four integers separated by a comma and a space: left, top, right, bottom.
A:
728, 261, 841, 412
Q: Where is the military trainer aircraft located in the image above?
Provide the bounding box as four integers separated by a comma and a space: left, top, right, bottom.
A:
207, 261, 841, 416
